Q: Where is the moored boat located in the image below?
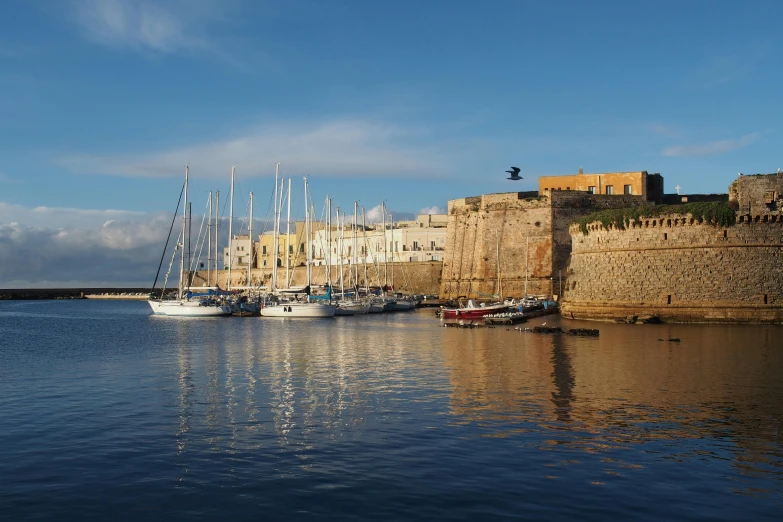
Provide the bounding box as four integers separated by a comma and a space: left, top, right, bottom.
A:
440, 299, 510, 320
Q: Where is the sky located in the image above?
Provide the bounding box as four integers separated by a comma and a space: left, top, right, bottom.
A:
1, 0, 781, 287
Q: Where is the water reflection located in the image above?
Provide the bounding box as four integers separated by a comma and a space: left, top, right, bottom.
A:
166, 312, 783, 496
440, 316, 783, 487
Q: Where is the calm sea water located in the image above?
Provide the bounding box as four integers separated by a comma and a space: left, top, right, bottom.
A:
0, 300, 781, 521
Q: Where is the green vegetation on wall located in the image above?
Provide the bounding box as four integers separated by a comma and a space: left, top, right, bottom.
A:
576, 202, 736, 234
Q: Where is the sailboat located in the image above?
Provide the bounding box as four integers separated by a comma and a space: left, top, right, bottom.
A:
440, 230, 509, 319
260, 174, 336, 318
148, 166, 232, 317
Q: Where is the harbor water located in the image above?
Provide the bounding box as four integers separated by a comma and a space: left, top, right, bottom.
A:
1, 300, 781, 520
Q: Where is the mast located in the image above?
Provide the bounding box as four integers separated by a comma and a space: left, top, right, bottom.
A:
187, 201, 192, 295
272, 163, 279, 292
524, 236, 529, 297
274, 176, 285, 290
362, 206, 368, 293
214, 190, 219, 287
496, 230, 501, 300
337, 207, 344, 297
326, 196, 332, 290
286, 177, 291, 288
227, 166, 235, 292
207, 190, 212, 288
382, 201, 388, 290
304, 177, 311, 292
353, 201, 358, 290
177, 166, 189, 301
390, 212, 394, 292
248, 191, 254, 288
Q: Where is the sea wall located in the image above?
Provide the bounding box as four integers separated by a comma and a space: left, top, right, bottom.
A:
561, 215, 783, 323
190, 261, 443, 296
440, 191, 646, 299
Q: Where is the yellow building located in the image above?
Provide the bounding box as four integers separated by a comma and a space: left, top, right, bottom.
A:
538, 169, 663, 202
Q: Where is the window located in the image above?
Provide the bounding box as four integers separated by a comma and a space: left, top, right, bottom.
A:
566, 186, 570, 190
430, 240, 436, 250
588, 186, 596, 194
606, 185, 614, 195
413, 241, 419, 250
262, 245, 267, 255
299, 243, 304, 253
289, 245, 293, 254
263, 260, 267, 267
624, 184, 632, 195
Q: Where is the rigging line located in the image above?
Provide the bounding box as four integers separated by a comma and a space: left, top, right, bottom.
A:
187, 199, 211, 275
151, 179, 185, 295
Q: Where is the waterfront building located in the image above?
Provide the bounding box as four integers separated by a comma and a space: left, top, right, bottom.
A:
538, 169, 664, 203
310, 214, 448, 268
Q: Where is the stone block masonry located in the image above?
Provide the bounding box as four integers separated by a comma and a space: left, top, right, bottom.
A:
562, 216, 783, 324
440, 191, 648, 299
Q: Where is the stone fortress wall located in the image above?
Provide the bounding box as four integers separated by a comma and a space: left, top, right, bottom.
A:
562, 173, 783, 323
440, 190, 647, 299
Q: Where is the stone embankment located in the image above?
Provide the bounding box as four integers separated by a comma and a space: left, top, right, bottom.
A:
561, 213, 783, 324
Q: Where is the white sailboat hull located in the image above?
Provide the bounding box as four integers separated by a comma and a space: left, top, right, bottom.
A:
259, 302, 336, 318
336, 301, 371, 315
148, 300, 232, 317
368, 302, 386, 313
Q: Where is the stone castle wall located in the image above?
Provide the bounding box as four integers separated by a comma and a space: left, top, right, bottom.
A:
440, 191, 646, 299
190, 261, 443, 296
561, 215, 783, 323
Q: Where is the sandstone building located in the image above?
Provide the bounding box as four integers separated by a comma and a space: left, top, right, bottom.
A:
538, 170, 664, 203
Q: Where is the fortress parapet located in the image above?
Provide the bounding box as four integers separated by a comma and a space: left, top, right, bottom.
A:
561, 202, 783, 323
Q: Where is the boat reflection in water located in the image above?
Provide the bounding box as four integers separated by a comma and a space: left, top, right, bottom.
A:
164, 311, 782, 515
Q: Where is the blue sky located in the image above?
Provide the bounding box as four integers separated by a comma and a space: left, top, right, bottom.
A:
0, 0, 781, 286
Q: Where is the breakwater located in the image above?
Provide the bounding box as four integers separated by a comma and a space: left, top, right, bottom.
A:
0, 288, 152, 300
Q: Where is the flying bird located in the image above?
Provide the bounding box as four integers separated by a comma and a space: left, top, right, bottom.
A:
506, 167, 523, 180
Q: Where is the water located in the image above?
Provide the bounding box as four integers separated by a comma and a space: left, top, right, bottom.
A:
1, 300, 781, 521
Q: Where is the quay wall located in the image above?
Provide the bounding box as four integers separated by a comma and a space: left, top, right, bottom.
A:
561, 215, 783, 324
440, 191, 647, 299
190, 261, 443, 295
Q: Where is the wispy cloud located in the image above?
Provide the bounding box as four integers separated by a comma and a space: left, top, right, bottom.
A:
662, 133, 760, 157
0, 202, 146, 228
70, 0, 219, 53
648, 123, 683, 138
59, 118, 449, 179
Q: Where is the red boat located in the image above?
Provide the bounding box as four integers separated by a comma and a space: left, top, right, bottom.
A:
440, 300, 510, 319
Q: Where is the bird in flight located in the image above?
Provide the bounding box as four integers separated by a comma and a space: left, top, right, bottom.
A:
506, 166, 522, 180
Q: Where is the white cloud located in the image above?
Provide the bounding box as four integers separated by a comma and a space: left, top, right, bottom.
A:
363, 204, 414, 224
59, 118, 449, 179
71, 0, 208, 53
0, 202, 146, 228
418, 205, 445, 215
662, 133, 760, 157
0, 201, 277, 287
